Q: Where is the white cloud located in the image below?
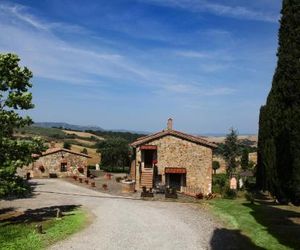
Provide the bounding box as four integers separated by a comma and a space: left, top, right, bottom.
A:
142, 0, 279, 23
162, 83, 235, 96
0, 1, 240, 99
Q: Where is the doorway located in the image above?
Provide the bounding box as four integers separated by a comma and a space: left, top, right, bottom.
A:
166, 173, 186, 191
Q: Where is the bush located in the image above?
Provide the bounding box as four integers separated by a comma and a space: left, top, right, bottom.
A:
101, 165, 130, 173
0, 177, 31, 197
222, 185, 237, 199
63, 141, 71, 149
212, 174, 227, 194
81, 148, 88, 155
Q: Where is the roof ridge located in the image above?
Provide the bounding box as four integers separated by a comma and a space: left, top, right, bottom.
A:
42, 147, 91, 158
130, 129, 217, 148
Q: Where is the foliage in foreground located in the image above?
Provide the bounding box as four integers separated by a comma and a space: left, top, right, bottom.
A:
257, 0, 300, 205
0, 53, 46, 197
209, 198, 300, 250
0, 209, 86, 250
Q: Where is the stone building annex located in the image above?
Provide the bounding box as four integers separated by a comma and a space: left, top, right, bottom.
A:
130, 119, 217, 195
19, 143, 91, 178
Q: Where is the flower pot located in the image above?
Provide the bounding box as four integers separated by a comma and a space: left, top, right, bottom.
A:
91, 182, 95, 187
79, 178, 83, 183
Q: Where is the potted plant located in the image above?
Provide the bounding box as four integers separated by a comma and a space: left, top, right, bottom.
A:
78, 166, 84, 174
91, 182, 96, 187
85, 179, 89, 184
73, 175, 78, 181
79, 177, 83, 183
102, 184, 108, 190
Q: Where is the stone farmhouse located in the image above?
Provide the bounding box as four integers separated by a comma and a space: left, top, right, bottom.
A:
130, 119, 217, 195
20, 144, 91, 178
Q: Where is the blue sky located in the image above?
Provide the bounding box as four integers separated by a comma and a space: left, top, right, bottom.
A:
0, 0, 282, 134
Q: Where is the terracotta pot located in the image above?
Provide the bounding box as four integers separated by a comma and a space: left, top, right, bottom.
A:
79, 178, 83, 183
91, 182, 95, 187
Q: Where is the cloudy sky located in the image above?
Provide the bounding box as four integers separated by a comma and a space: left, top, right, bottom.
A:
0, 0, 282, 134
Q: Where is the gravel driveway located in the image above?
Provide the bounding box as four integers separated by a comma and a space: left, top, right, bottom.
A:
0, 179, 227, 250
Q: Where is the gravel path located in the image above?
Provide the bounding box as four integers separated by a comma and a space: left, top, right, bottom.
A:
0, 179, 226, 250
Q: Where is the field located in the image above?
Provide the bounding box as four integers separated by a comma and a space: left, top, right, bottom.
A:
16, 126, 102, 166
205, 135, 258, 146
62, 130, 104, 140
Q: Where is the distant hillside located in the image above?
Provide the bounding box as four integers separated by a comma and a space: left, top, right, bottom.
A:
34, 122, 104, 131
34, 122, 148, 134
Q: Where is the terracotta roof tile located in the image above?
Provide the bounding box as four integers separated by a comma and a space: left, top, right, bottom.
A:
41, 147, 91, 158
130, 129, 217, 148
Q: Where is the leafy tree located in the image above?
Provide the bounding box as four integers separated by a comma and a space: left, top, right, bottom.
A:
241, 149, 249, 170
257, 0, 300, 205
96, 137, 130, 172
212, 161, 220, 174
0, 53, 45, 197
81, 148, 88, 155
222, 128, 241, 176
63, 141, 71, 150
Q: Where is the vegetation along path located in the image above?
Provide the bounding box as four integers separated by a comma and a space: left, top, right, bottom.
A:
1, 179, 244, 250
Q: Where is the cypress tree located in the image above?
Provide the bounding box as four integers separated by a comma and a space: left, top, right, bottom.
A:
257, 0, 300, 205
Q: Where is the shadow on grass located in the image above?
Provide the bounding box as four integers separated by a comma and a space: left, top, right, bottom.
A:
0, 205, 81, 226
243, 202, 300, 249
210, 228, 266, 250
0, 207, 15, 214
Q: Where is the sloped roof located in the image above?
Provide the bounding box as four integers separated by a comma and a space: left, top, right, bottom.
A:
130, 129, 217, 149
41, 148, 91, 158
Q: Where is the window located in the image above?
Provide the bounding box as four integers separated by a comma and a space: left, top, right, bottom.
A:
61, 163, 67, 172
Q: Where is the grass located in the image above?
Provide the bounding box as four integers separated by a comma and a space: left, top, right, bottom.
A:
0, 209, 87, 250
208, 198, 300, 250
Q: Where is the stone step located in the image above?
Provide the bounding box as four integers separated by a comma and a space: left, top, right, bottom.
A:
141, 172, 153, 188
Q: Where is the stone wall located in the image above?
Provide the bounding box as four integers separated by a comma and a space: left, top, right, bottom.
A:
135, 135, 213, 194
20, 151, 88, 178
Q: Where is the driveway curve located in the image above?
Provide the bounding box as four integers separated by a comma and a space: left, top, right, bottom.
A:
0, 179, 225, 250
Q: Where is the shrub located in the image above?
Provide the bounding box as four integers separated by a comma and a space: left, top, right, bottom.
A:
81, 148, 88, 155
212, 174, 227, 194
212, 161, 220, 174
63, 141, 71, 149
0, 176, 31, 197
222, 185, 237, 199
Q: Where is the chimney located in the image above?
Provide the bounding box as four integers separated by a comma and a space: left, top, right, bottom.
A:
167, 118, 173, 130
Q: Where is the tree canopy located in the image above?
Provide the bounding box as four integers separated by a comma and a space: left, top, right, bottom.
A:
257, 0, 300, 205
0, 53, 45, 197
221, 128, 241, 175
96, 137, 130, 172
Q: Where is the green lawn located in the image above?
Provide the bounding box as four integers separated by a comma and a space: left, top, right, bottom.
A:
0, 208, 87, 250
208, 198, 300, 250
